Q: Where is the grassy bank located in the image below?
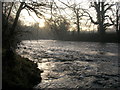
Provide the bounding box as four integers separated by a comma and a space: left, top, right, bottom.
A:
2, 49, 43, 89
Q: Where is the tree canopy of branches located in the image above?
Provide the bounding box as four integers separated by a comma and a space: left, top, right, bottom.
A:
2, 0, 119, 43
59, 0, 87, 34
86, 0, 115, 35
49, 16, 70, 39
112, 2, 120, 35
2, 1, 47, 49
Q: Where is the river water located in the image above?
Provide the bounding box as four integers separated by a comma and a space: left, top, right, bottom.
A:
16, 40, 120, 88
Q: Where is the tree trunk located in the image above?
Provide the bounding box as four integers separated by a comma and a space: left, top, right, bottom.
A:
97, 2, 105, 40
3, 2, 14, 36
116, 9, 119, 32
7, 2, 14, 20
76, 9, 80, 35
10, 2, 24, 36
117, 23, 120, 42
7, 2, 24, 49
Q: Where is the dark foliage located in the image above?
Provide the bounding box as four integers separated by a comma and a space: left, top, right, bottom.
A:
2, 49, 42, 89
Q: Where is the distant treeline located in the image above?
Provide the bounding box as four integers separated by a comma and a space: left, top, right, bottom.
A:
20, 27, 118, 43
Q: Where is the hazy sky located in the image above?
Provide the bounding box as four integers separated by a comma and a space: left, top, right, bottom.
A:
19, 0, 119, 31
19, 0, 96, 31
20, 0, 90, 25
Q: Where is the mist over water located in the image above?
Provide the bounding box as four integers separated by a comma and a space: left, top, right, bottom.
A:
16, 40, 119, 88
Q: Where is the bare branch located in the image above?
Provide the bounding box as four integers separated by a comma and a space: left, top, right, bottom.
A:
84, 10, 98, 25
104, 4, 115, 13
6, 2, 14, 20
24, 3, 43, 18
104, 23, 114, 27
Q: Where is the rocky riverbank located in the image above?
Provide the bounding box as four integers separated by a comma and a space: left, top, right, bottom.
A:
2, 49, 43, 89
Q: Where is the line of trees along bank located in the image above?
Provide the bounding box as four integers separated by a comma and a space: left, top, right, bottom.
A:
2, 1, 120, 45
3, 1, 120, 43
15, 0, 119, 43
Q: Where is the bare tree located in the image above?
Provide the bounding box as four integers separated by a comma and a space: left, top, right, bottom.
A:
104, 1, 120, 42
2, 1, 47, 49
2, 2, 14, 35
115, 2, 120, 34
59, 0, 86, 34
86, 0, 115, 35
10, 2, 25, 36
103, 2, 120, 34
114, 2, 120, 42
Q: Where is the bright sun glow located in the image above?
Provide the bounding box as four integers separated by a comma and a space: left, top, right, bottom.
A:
20, 9, 45, 28
39, 19, 45, 28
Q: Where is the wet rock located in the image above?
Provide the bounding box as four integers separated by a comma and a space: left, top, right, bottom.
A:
93, 80, 106, 86
84, 65, 91, 70
24, 47, 27, 49
79, 75, 84, 78
85, 59, 93, 62
65, 55, 69, 57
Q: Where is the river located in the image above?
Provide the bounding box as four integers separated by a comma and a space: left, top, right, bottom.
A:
16, 40, 120, 88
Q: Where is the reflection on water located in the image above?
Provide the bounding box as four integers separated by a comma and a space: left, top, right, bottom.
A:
16, 40, 119, 88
